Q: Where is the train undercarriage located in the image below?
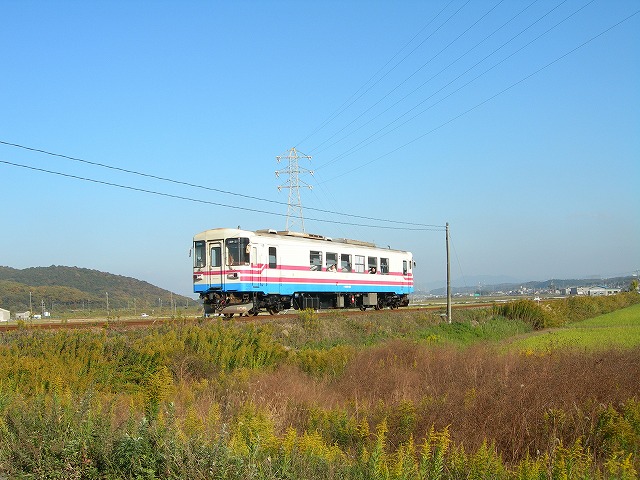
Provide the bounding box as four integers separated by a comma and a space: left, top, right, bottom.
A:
201, 291, 409, 317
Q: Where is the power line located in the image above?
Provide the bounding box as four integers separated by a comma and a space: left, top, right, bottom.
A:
307, 0, 508, 156
319, 1, 635, 182
311, 0, 542, 163
0, 140, 441, 229
293, 0, 460, 148
316, 0, 575, 170
0, 159, 445, 232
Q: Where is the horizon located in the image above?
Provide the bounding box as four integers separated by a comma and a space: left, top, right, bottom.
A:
2, 263, 635, 299
1, 1, 638, 297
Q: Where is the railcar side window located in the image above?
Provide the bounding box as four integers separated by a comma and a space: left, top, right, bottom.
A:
268, 247, 277, 269
403, 260, 408, 275
341, 254, 352, 272
210, 246, 221, 268
225, 237, 250, 266
368, 256, 377, 274
310, 251, 322, 271
355, 255, 365, 273
326, 252, 338, 271
194, 241, 206, 268
380, 257, 389, 274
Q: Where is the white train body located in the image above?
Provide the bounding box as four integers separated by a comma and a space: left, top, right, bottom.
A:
193, 228, 414, 315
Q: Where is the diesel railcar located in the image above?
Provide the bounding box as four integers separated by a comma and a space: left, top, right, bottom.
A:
193, 228, 414, 316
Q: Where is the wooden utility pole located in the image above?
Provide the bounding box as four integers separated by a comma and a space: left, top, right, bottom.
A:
446, 222, 452, 323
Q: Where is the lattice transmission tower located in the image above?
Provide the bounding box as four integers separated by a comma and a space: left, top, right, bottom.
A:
275, 147, 313, 232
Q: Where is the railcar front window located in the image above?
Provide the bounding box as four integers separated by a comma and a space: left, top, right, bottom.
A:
194, 241, 206, 268
225, 238, 250, 266
310, 251, 322, 271
210, 246, 221, 267
380, 258, 389, 274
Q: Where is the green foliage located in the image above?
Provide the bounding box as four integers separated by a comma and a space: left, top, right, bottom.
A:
298, 308, 320, 331
419, 315, 531, 345
294, 344, 355, 377
493, 300, 550, 330
307, 408, 364, 451
507, 303, 640, 353
419, 425, 450, 480
0, 299, 639, 478
494, 293, 640, 331
0, 265, 194, 313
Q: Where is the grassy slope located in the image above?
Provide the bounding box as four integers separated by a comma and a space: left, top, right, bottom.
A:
0, 265, 194, 312
504, 302, 640, 353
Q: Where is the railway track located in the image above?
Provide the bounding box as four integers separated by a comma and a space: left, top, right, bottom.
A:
0, 303, 493, 332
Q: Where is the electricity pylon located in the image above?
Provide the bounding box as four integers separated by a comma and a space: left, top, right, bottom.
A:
275, 147, 313, 232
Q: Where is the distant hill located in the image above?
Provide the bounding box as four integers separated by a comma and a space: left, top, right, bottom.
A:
426, 276, 635, 296
0, 266, 195, 313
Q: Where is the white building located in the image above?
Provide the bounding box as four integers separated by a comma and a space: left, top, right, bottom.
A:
588, 286, 621, 296
569, 286, 621, 296
570, 286, 590, 295
0, 308, 9, 322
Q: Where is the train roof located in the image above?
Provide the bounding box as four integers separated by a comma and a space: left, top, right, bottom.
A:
194, 228, 411, 254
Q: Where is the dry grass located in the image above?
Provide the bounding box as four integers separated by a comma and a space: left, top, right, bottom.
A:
246, 340, 640, 463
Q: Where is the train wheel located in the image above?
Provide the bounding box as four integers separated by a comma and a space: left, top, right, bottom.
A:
224, 313, 234, 319
359, 306, 366, 311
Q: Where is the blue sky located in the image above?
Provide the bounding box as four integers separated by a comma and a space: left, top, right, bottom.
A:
1, 0, 638, 295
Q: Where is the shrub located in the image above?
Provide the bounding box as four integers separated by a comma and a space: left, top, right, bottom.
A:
493, 300, 550, 330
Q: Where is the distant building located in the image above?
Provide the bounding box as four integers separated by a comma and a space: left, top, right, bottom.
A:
0, 308, 9, 322
569, 286, 620, 296
15, 311, 30, 320
588, 286, 620, 296
570, 287, 590, 295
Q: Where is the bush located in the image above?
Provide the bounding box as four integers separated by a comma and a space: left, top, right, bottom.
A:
493, 300, 550, 329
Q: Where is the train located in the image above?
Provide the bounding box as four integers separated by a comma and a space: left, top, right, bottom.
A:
192, 228, 414, 316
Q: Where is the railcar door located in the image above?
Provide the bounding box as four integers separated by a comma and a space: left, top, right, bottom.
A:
251, 245, 261, 289
265, 245, 280, 294
208, 241, 223, 289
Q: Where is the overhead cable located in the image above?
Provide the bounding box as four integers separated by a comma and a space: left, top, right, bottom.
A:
317, 0, 578, 170
0, 159, 445, 232
293, 0, 461, 148
317, 8, 640, 182
0, 140, 441, 229
308, 0, 509, 156
312, 0, 541, 161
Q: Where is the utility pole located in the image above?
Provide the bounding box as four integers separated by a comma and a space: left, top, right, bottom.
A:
106, 292, 109, 316
446, 222, 452, 323
276, 147, 313, 232
29, 291, 32, 314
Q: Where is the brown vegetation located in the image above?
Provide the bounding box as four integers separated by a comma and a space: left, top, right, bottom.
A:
247, 340, 640, 464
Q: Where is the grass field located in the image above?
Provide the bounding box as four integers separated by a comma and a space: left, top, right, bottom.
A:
505, 301, 640, 353
0, 294, 638, 479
